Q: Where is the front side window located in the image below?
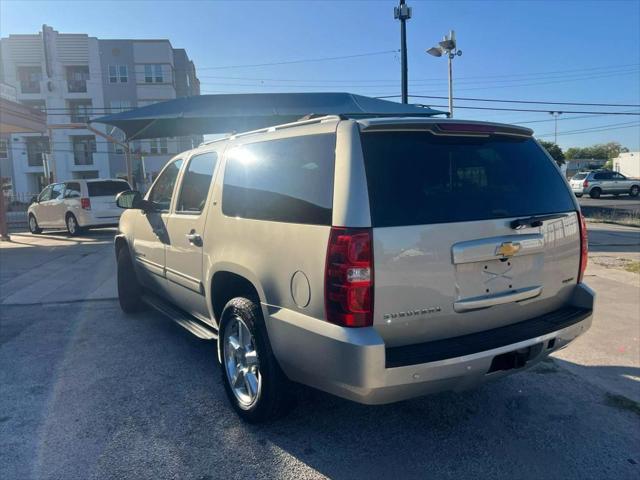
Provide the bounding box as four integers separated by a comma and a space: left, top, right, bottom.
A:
361, 131, 576, 227
38, 185, 53, 202
613, 173, 626, 180
176, 152, 218, 213
148, 159, 183, 211
222, 134, 336, 225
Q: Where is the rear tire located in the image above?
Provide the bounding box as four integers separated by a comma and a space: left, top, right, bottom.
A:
630, 185, 639, 197
28, 214, 42, 234
219, 297, 293, 423
575, 193, 583, 198
117, 247, 145, 313
589, 188, 601, 199
66, 213, 82, 236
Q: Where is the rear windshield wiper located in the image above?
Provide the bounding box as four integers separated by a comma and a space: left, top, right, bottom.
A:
510, 213, 567, 230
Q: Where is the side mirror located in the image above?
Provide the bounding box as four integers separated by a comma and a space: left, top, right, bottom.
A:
116, 190, 155, 212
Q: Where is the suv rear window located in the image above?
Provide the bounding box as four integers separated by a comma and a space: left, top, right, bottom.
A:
572, 173, 588, 180
87, 181, 130, 197
361, 132, 575, 227
222, 134, 336, 225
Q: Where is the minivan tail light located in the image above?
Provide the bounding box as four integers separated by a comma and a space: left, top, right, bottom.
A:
583, 179, 589, 188
325, 227, 374, 327
81, 197, 91, 210
578, 212, 588, 282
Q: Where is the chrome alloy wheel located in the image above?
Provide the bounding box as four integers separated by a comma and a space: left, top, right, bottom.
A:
223, 315, 261, 408
29, 215, 37, 232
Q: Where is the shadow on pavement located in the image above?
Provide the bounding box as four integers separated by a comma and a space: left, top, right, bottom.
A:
2, 301, 638, 480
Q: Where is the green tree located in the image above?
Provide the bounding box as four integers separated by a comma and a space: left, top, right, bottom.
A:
564, 142, 628, 161
537, 140, 565, 166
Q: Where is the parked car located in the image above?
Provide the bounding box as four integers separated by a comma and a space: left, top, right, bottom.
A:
570, 170, 640, 198
28, 178, 130, 235
115, 117, 594, 423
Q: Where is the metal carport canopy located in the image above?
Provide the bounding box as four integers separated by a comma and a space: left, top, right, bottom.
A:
89, 92, 446, 140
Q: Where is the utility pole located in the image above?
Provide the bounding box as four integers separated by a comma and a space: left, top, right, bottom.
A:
394, 0, 412, 104
550, 111, 563, 144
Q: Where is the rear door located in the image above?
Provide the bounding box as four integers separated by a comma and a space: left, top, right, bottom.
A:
87, 180, 130, 222
360, 128, 580, 347
165, 151, 220, 319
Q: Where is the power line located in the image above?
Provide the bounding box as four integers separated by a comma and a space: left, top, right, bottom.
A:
411, 103, 640, 115
537, 122, 640, 138
375, 95, 640, 108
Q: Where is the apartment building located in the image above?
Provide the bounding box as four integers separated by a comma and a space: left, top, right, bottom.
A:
0, 25, 200, 194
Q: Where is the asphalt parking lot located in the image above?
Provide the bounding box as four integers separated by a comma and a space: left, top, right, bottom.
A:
1, 227, 639, 479
578, 194, 640, 219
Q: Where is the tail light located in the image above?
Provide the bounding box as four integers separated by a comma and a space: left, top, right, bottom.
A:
325, 227, 374, 327
583, 180, 589, 188
81, 197, 91, 210
578, 212, 588, 282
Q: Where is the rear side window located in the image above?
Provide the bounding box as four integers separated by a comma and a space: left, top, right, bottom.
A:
593, 172, 611, 180
176, 152, 218, 213
65, 182, 81, 198
88, 181, 130, 197
222, 134, 336, 225
361, 132, 575, 227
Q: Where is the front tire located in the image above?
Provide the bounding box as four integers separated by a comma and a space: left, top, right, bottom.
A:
630, 185, 639, 197
219, 297, 293, 423
117, 247, 145, 313
589, 188, 602, 199
28, 214, 42, 234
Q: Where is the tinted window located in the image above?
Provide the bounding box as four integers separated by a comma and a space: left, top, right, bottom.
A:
87, 180, 130, 197
65, 182, 81, 198
148, 159, 184, 210
361, 132, 576, 227
177, 152, 218, 213
593, 172, 612, 180
222, 134, 336, 225
613, 173, 626, 180
572, 173, 588, 180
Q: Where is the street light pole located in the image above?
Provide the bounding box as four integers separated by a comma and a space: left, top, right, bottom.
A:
427, 30, 462, 118
394, 0, 412, 104
550, 111, 563, 144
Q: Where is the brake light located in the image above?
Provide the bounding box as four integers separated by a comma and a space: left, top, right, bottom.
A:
578, 212, 588, 282
325, 227, 374, 327
583, 180, 589, 188
436, 123, 495, 133
81, 197, 91, 210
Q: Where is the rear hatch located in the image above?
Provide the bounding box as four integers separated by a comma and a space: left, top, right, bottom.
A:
570, 172, 588, 189
360, 123, 581, 347
87, 180, 130, 219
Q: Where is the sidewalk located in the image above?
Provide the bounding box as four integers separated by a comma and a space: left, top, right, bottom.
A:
0, 230, 117, 305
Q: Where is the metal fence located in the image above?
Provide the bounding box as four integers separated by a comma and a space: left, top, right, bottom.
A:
4, 193, 37, 228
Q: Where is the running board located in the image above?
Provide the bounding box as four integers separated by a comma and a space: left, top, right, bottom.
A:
142, 293, 218, 340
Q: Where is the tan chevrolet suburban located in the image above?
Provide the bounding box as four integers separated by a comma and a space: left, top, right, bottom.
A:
114, 116, 594, 423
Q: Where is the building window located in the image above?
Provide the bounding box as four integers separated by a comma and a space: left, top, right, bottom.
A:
17, 66, 42, 94
144, 64, 164, 83
72, 136, 97, 165
66, 66, 90, 93
0, 139, 8, 159
26, 137, 49, 166
68, 100, 93, 123
108, 64, 128, 83
109, 100, 132, 113
149, 138, 168, 154
21, 100, 47, 112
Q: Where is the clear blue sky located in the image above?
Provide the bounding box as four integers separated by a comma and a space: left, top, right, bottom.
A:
2, 0, 639, 150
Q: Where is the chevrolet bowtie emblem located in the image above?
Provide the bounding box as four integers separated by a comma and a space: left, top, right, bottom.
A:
497, 241, 521, 258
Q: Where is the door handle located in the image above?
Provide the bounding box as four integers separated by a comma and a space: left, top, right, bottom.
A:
186, 231, 203, 247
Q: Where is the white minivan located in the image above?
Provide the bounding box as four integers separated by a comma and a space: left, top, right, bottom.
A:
28, 179, 130, 235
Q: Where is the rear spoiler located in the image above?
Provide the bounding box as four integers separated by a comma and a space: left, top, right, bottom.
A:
358, 119, 533, 138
